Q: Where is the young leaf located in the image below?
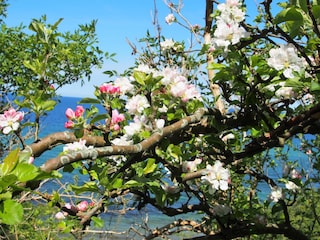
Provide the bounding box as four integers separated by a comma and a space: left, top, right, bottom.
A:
0, 148, 20, 176
0, 199, 23, 225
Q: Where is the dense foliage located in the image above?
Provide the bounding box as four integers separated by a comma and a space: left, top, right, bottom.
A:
1, 0, 320, 239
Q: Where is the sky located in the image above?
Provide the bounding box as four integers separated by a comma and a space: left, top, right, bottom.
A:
3, 0, 267, 97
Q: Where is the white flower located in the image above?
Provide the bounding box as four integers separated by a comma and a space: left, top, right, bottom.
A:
217, 1, 245, 23
134, 64, 155, 75
158, 105, 168, 113
269, 187, 284, 203
63, 139, 93, 153
264, 82, 296, 99
267, 44, 305, 79
182, 158, 202, 172
155, 119, 165, 129
124, 118, 143, 137
212, 20, 247, 49
55, 212, 66, 220
201, 161, 230, 193
114, 77, 134, 94
111, 135, 132, 146
160, 38, 175, 50
285, 181, 300, 193
125, 95, 150, 115
165, 13, 175, 25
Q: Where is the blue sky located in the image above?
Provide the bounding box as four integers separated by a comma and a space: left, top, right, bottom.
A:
4, 0, 271, 97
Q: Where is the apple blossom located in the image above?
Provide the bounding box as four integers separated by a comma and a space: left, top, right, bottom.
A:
269, 187, 284, 203
111, 135, 133, 146
63, 139, 93, 153
182, 158, 202, 172
77, 200, 89, 212
285, 181, 300, 193
99, 83, 121, 94
28, 156, 35, 165
64, 120, 74, 129
110, 109, 125, 131
160, 38, 175, 51
65, 105, 85, 119
114, 76, 134, 94
0, 107, 24, 134
201, 160, 230, 193
125, 95, 150, 115
211, 0, 247, 50
290, 169, 302, 179
155, 119, 165, 129
165, 13, 175, 25
267, 44, 305, 79
55, 212, 66, 220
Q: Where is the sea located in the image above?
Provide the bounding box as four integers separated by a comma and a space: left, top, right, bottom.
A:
36, 96, 316, 239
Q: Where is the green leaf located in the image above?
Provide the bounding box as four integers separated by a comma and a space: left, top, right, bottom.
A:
0, 175, 18, 190
133, 71, 146, 86
40, 100, 57, 111
310, 81, 320, 92
18, 151, 32, 164
112, 178, 123, 188
1, 148, 20, 176
123, 180, 141, 188
69, 181, 100, 194
92, 216, 104, 228
11, 163, 39, 182
79, 97, 101, 104
274, 7, 303, 24
89, 113, 108, 125
312, 5, 320, 19
207, 62, 226, 70
0, 192, 12, 201
143, 158, 157, 175
0, 199, 24, 225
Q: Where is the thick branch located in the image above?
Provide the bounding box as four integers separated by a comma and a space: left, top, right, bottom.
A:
23, 131, 106, 158
187, 222, 308, 240
40, 108, 206, 172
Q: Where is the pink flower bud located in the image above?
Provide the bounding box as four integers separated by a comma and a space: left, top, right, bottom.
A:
65, 108, 75, 119
77, 201, 89, 212
64, 120, 74, 129
55, 212, 65, 220
28, 156, 34, 164
75, 106, 85, 118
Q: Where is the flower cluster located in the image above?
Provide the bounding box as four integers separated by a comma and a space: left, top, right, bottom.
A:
160, 38, 176, 51
125, 95, 150, 115
110, 109, 125, 131
63, 139, 93, 154
267, 44, 306, 79
0, 108, 24, 134
64, 105, 85, 129
99, 83, 121, 94
201, 160, 230, 194
99, 77, 134, 97
160, 67, 202, 102
55, 200, 91, 220
211, 0, 247, 50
